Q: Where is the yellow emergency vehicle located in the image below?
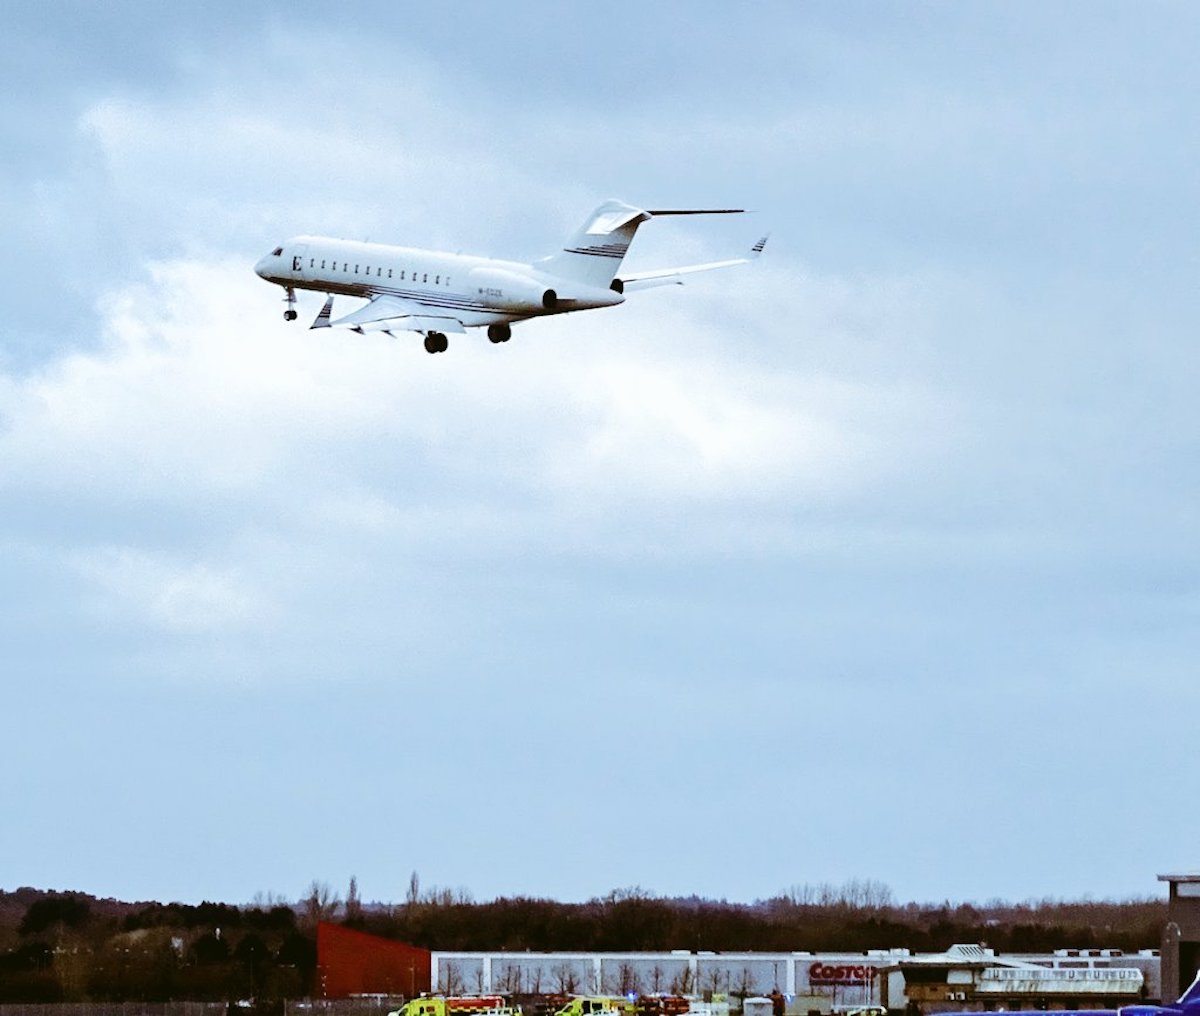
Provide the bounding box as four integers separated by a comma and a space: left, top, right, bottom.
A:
553, 997, 637, 1016
390, 997, 521, 1016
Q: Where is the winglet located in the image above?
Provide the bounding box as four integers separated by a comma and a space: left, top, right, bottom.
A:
310, 295, 334, 330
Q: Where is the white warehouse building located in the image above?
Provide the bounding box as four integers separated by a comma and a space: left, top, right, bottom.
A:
430, 945, 1160, 1013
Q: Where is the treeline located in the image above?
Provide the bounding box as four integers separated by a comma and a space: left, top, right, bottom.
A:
0, 889, 315, 1004
0, 880, 1167, 1005
351, 880, 1165, 955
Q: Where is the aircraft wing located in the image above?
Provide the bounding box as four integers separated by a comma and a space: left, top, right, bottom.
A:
617, 235, 768, 293
312, 294, 466, 334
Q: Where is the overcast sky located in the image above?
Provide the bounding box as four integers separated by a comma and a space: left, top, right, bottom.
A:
2, 2, 1197, 910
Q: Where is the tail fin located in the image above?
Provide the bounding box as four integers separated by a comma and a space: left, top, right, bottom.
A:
538, 200, 750, 288
538, 199, 651, 288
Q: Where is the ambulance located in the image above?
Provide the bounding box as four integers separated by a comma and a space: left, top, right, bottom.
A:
390, 997, 520, 1016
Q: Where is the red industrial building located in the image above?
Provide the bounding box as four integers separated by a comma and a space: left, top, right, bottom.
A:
317, 922, 431, 998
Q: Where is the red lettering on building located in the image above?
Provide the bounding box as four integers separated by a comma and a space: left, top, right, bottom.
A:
809, 962, 878, 986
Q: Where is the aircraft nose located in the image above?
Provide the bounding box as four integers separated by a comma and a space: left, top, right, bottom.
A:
254, 255, 270, 279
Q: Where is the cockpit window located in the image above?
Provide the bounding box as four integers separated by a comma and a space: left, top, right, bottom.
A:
271, 246, 283, 256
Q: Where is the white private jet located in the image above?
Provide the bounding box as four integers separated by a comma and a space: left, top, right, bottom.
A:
254, 199, 767, 353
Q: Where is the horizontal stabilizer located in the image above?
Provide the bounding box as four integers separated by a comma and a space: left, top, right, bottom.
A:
623, 276, 686, 293
617, 235, 768, 292
645, 208, 746, 216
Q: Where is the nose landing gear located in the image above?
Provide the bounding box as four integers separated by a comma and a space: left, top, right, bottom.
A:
283, 287, 298, 322
423, 331, 449, 354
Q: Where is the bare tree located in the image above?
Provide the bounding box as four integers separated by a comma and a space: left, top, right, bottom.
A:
672, 965, 695, 996
782, 877, 894, 911
839, 877, 893, 910
705, 967, 726, 996
784, 883, 818, 907
407, 871, 421, 909
250, 890, 289, 909
554, 962, 578, 993
440, 961, 465, 995
617, 962, 640, 995
303, 881, 341, 929
736, 967, 754, 1000
345, 876, 363, 923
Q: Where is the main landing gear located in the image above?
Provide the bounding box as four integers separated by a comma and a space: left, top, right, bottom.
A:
488, 323, 512, 344
423, 331, 449, 354
283, 287, 298, 322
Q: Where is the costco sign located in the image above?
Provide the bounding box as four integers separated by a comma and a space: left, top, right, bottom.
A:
809, 963, 879, 987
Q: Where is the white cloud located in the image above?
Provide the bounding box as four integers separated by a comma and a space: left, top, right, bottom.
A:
0, 243, 948, 655
1, 252, 943, 526
75, 545, 274, 634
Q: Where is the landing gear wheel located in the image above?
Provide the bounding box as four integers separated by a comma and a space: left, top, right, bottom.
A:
424, 332, 449, 354
284, 309, 298, 322
488, 323, 511, 344
283, 286, 297, 321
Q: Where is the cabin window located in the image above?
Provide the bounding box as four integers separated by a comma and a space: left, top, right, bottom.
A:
435, 275, 440, 284
401, 271, 406, 280
423, 273, 428, 283
355, 264, 360, 273
332, 261, 337, 270
309, 258, 314, 268
377, 267, 382, 276
388, 269, 393, 278
271, 246, 283, 256
321, 260, 326, 269
344, 264, 348, 272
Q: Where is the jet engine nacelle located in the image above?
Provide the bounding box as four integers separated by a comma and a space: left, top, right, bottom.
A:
469, 267, 559, 313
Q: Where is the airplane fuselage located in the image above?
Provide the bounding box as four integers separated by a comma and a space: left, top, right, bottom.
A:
254, 235, 623, 329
